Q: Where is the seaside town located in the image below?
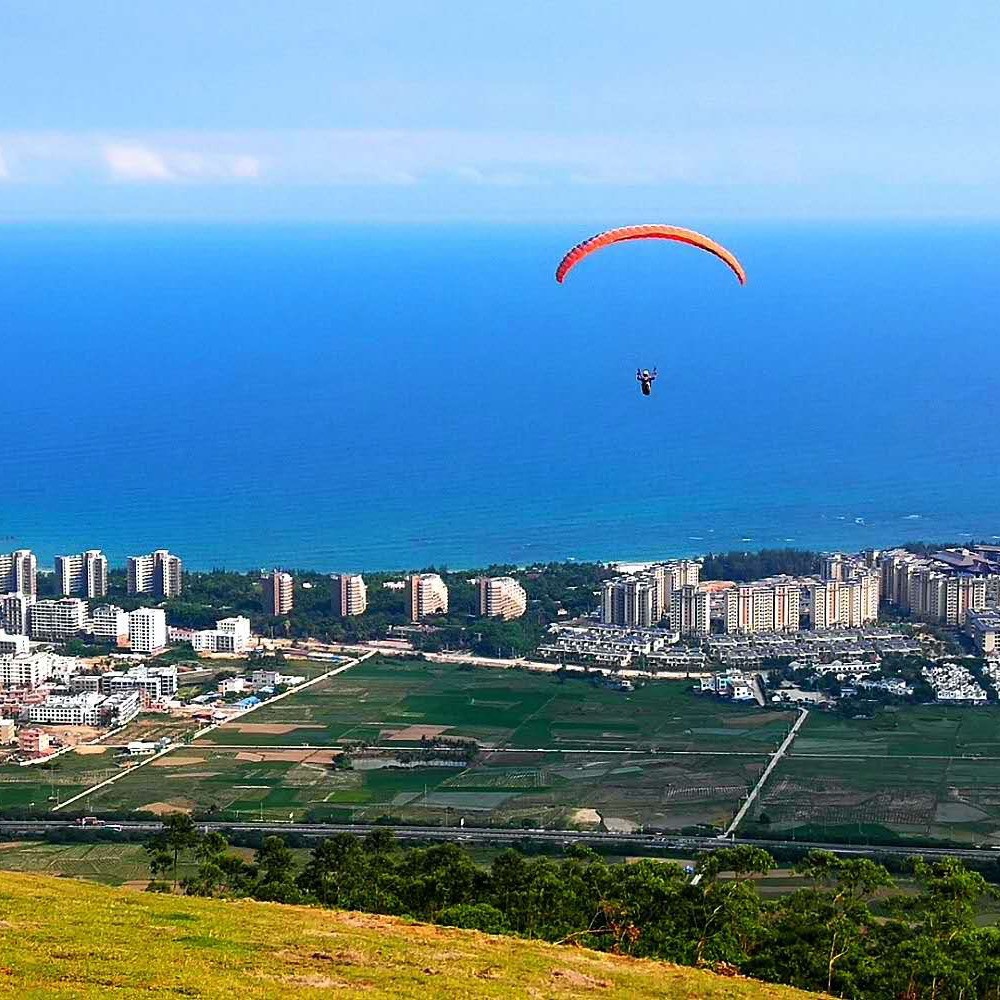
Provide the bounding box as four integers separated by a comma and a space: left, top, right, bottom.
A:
1, 542, 1000, 762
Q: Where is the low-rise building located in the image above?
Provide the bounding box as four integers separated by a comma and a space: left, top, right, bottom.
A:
18, 729, 51, 756
0, 631, 29, 657
192, 616, 252, 654
90, 605, 129, 645
0, 718, 15, 744
27, 598, 88, 640
967, 608, 1000, 655
700, 670, 757, 701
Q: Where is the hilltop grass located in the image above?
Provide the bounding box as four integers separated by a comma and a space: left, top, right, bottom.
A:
0, 871, 818, 999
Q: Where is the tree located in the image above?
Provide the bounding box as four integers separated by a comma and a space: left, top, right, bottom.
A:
252, 836, 301, 903
144, 813, 202, 890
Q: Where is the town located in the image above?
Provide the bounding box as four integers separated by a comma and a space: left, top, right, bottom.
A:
2, 541, 1000, 763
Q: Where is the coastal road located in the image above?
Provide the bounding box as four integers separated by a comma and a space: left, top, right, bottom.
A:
2, 819, 999, 865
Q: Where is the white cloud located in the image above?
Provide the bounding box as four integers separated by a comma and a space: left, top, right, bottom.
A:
0, 148, 8, 180
103, 142, 261, 183
104, 143, 173, 181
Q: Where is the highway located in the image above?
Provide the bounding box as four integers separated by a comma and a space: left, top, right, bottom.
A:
2, 819, 999, 864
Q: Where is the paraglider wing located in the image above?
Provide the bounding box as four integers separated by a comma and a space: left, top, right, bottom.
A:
555, 224, 746, 285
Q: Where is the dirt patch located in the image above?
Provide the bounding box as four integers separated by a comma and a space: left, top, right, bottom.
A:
136, 800, 195, 816
571, 808, 602, 825
383, 725, 450, 742
150, 756, 205, 767
73, 745, 108, 756
0, 841, 28, 851
229, 723, 326, 735
601, 816, 638, 834
551, 968, 611, 989
236, 752, 264, 762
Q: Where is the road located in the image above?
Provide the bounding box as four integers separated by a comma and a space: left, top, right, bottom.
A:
2, 819, 998, 864
720, 707, 809, 839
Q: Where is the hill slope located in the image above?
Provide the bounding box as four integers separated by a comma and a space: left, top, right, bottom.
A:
0, 872, 821, 999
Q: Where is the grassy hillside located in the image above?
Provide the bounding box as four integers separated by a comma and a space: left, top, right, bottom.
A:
0, 871, 818, 999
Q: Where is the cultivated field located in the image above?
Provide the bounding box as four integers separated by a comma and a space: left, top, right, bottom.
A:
199, 656, 796, 752
80, 744, 766, 832
748, 706, 1000, 846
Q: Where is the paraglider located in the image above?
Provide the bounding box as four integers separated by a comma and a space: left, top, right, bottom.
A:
555, 225, 746, 396
555, 224, 746, 285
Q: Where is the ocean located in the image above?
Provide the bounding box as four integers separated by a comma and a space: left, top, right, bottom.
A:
2, 222, 999, 572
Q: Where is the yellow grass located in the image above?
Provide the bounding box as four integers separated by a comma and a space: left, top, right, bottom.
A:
0, 871, 821, 999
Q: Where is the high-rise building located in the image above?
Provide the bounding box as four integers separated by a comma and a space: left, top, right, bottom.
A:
90, 604, 129, 645
27, 598, 88, 640
406, 574, 449, 621
880, 549, 985, 625
128, 550, 183, 597
724, 578, 801, 634
0, 550, 37, 598
479, 576, 527, 620
670, 584, 710, 637
807, 571, 880, 629
0, 591, 33, 636
55, 549, 108, 598
127, 608, 168, 654
260, 570, 294, 616
601, 576, 658, 627
333, 573, 368, 617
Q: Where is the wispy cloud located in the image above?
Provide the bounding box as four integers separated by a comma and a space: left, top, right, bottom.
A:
0, 148, 8, 181
103, 142, 261, 182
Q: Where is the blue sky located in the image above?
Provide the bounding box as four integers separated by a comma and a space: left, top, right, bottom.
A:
2, 1, 1000, 221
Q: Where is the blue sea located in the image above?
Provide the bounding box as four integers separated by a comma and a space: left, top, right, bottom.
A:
2, 222, 1000, 572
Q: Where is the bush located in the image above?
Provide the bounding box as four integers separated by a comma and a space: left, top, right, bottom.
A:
437, 903, 509, 934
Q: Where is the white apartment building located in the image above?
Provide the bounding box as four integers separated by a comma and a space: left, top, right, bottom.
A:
128, 550, 183, 597
192, 616, 252, 654
334, 573, 368, 617
479, 576, 527, 620
127, 608, 167, 654
660, 560, 701, 608
0, 592, 32, 636
28, 598, 88, 640
90, 604, 129, 644
0, 655, 49, 688
261, 570, 294, 616
26, 690, 140, 727
55, 550, 108, 598
0, 631, 29, 657
407, 574, 449, 621
724, 578, 801, 634
103, 664, 179, 699
669, 584, 710, 637
0, 550, 37, 598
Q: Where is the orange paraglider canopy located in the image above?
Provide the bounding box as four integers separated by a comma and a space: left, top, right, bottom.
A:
555, 224, 746, 285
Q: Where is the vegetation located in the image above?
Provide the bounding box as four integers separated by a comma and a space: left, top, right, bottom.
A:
146, 820, 1000, 999
0, 868, 813, 1000
104, 561, 612, 654
700, 549, 822, 582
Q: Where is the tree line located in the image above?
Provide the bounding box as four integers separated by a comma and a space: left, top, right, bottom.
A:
147, 817, 1000, 999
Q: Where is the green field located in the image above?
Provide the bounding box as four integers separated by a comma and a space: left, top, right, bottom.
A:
200, 657, 795, 751
790, 706, 1000, 758
0, 749, 122, 812
75, 744, 765, 831
749, 707, 1000, 845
